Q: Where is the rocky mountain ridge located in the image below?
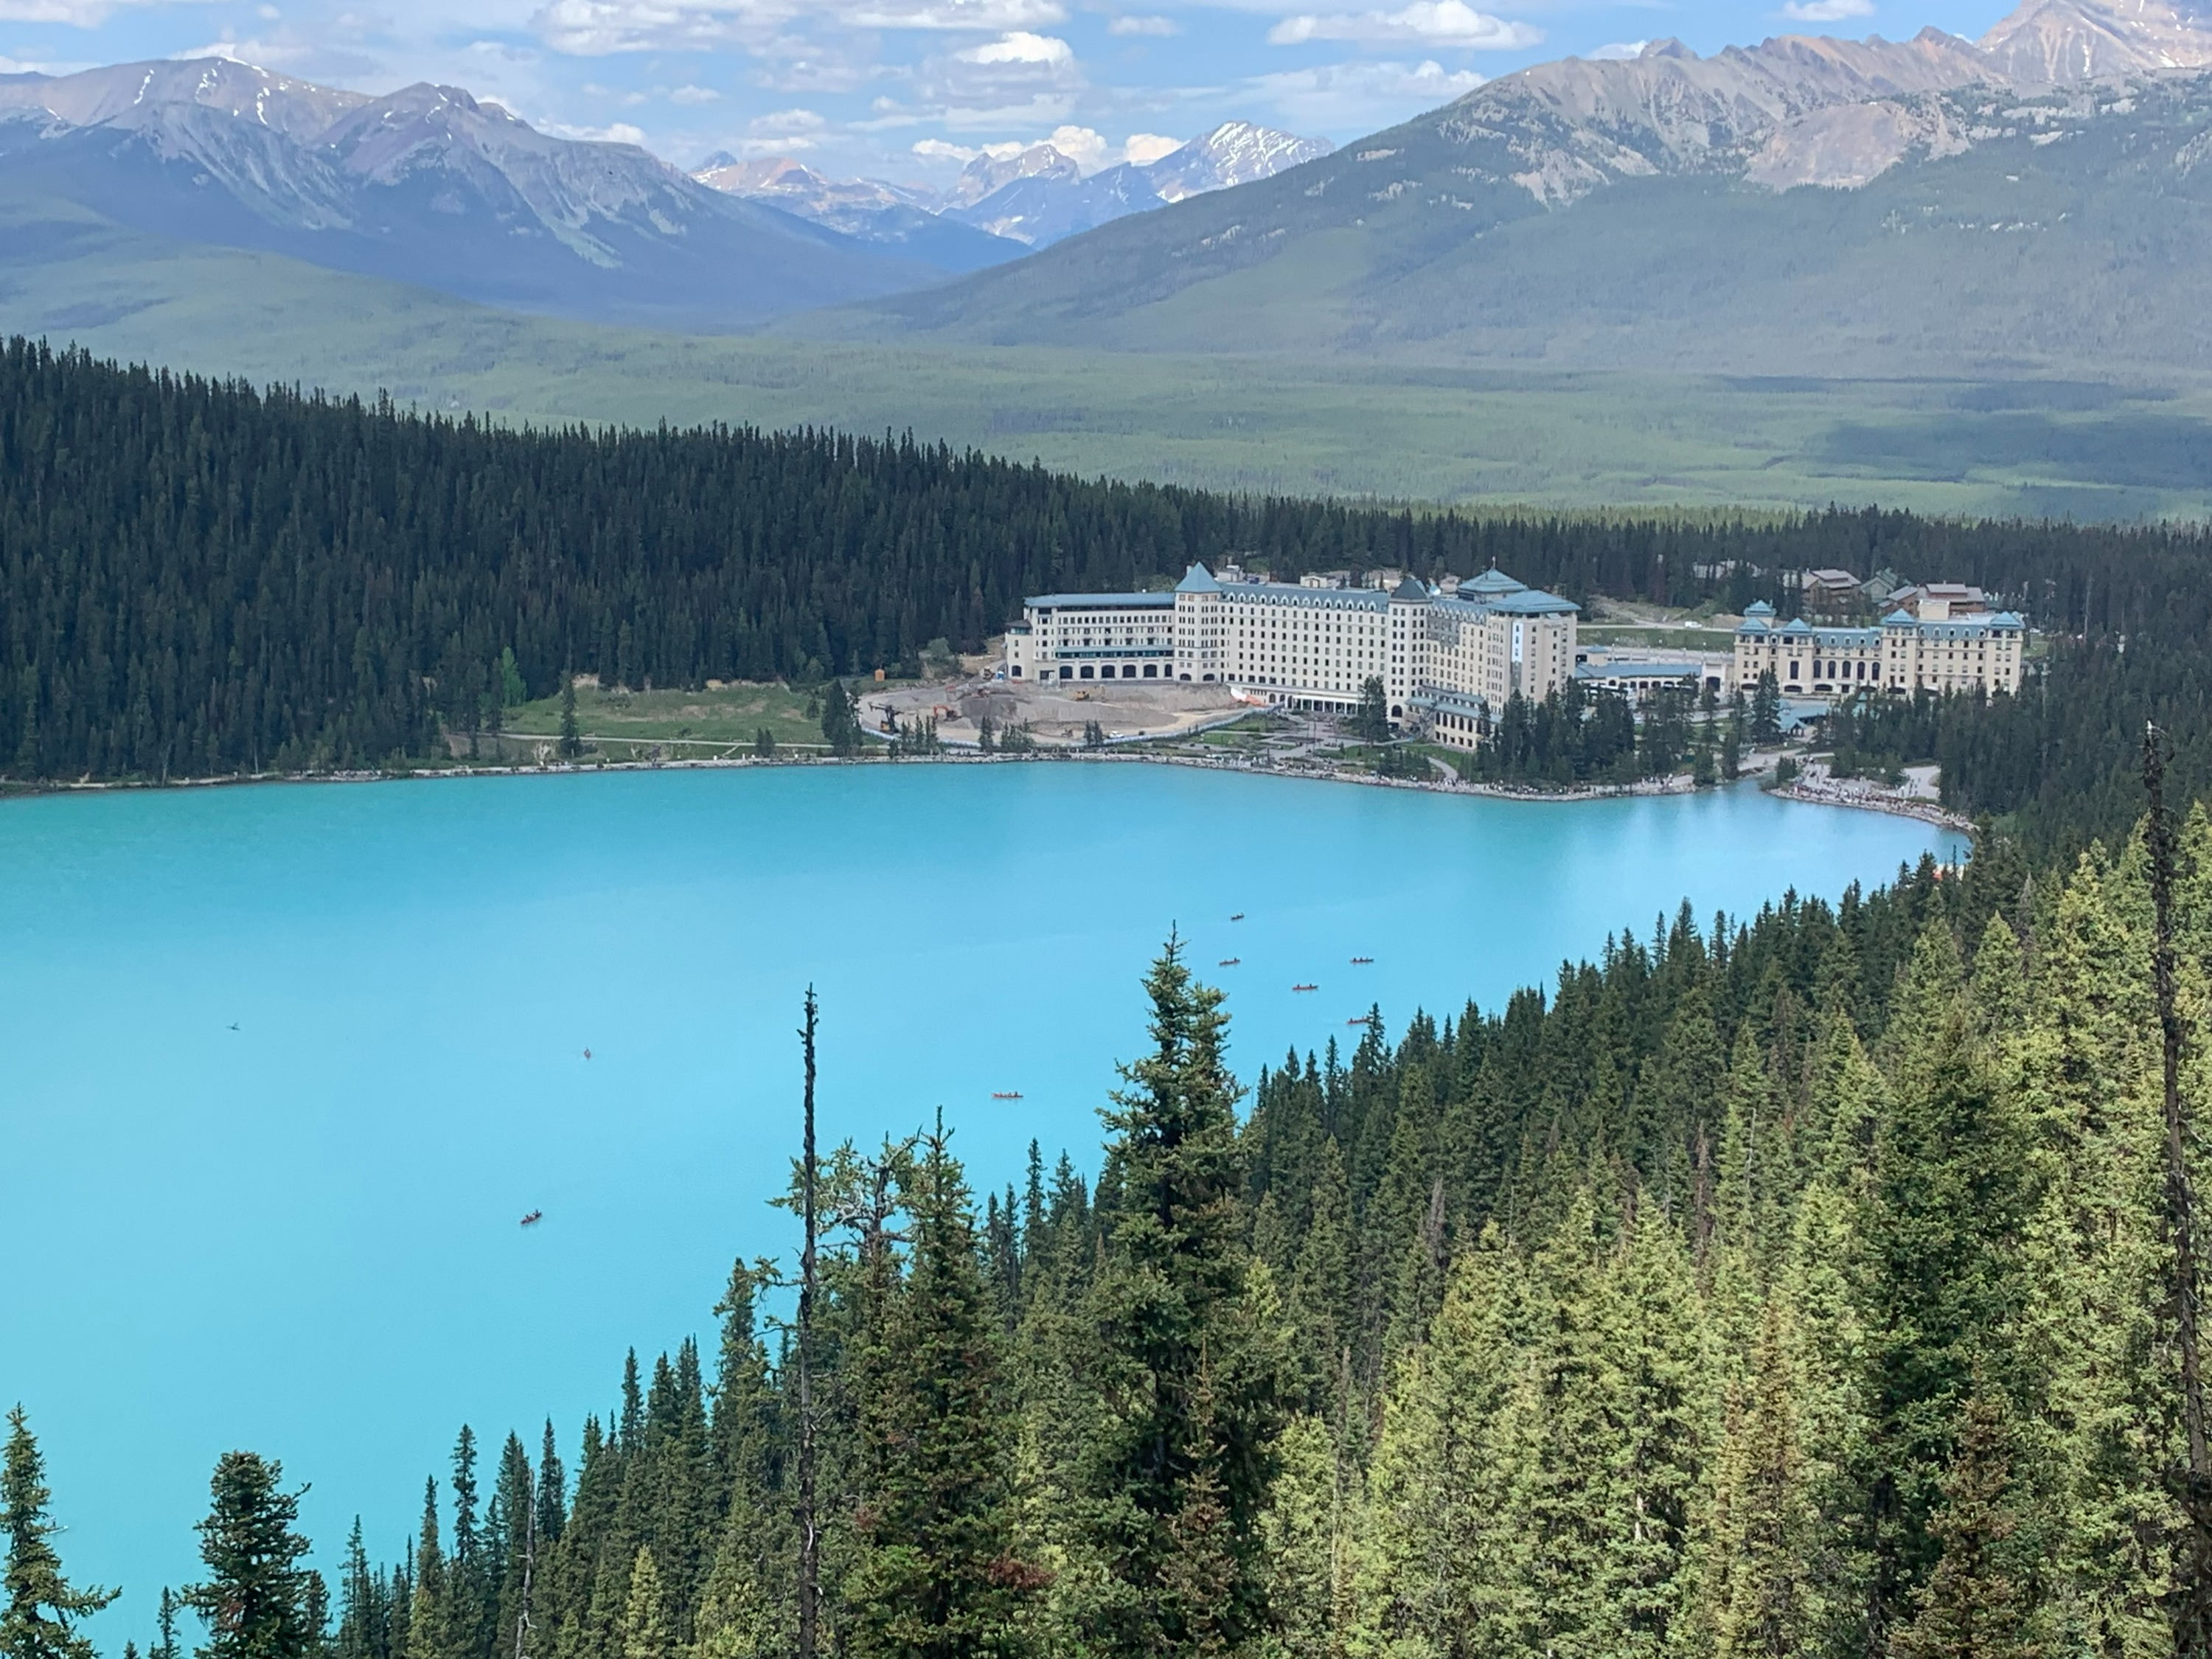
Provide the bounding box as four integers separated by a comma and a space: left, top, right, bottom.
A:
689, 153, 1023, 271
830, 0, 2212, 378
698, 122, 1332, 249
1457, 0, 2212, 203
0, 57, 967, 328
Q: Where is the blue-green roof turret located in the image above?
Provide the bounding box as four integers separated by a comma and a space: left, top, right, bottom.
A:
1391, 575, 1430, 602
1175, 563, 1220, 594
1462, 566, 1527, 599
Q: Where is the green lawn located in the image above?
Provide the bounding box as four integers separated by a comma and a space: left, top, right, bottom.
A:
497, 682, 829, 756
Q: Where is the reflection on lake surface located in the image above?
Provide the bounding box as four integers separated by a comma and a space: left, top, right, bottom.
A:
0, 762, 1960, 1627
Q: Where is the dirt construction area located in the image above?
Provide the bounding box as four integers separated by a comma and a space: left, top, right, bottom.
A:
855, 676, 1251, 747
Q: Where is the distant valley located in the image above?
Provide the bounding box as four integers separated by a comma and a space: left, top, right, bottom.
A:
4, 0, 2212, 511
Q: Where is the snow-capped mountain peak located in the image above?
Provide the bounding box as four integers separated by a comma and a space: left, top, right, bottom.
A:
1147, 122, 1333, 202
695, 121, 1332, 251
946, 142, 1082, 208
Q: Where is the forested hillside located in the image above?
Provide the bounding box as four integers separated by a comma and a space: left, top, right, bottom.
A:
17, 813, 2212, 1658
5, 339, 2212, 852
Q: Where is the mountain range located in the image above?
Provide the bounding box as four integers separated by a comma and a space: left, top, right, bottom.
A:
4, 0, 2212, 389
807, 0, 2212, 379
0, 58, 953, 330
694, 122, 1333, 251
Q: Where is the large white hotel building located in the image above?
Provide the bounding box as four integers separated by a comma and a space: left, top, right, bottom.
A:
1733, 586, 2027, 700
1003, 562, 1579, 748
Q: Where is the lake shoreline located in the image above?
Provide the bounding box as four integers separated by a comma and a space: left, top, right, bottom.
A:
0, 745, 1976, 832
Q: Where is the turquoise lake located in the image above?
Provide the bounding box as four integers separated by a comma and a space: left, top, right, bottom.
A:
0, 762, 1961, 1633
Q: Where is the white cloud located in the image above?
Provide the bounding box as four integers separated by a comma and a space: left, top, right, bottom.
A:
751, 104, 824, 131
1248, 55, 1479, 127
1780, 0, 1873, 17
0, 0, 164, 26
717, 108, 824, 152
530, 0, 782, 56
1267, 1, 1540, 50
539, 116, 651, 141
1585, 38, 1646, 59
529, 0, 1059, 52
1040, 119, 1107, 163
179, 35, 319, 64
669, 81, 720, 100
845, 0, 1064, 27
1107, 12, 1178, 34
957, 28, 1071, 63
910, 125, 1178, 172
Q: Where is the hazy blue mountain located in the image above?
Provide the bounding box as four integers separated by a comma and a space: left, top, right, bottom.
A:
691, 154, 1026, 272
708, 122, 1333, 253
0, 58, 956, 330
939, 124, 1335, 246
813, 0, 2212, 378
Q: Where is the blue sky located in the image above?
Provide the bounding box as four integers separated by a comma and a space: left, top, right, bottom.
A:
0, 0, 2025, 183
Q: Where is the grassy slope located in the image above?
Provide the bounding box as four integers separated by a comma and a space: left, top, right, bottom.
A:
4, 182, 2211, 518
494, 683, 829, 757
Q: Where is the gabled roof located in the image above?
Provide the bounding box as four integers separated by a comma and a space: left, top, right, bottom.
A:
1882, 608, 1917, 625
1175, 563, 1221, 594
1743, 600, 1775, 617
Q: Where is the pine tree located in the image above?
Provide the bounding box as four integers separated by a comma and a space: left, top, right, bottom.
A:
1286, 1138, 1355, 1422
1, 1407, 117, 1659
1517, 1192, 1620, 1655
153, 1588, 183, 1659
448, 1430, 487, 1659
184, 1453, 321, 1659
1074, 936, 1287, 1655
1890, 1386, 2041, 1659
1751, 672, 1782, 747
1255, 1416, 1348, 1659
1354, 678, 1388, 744
846, 1125, 1033, 1659
558, 680, 582, 759
616, 1554, 665, 1659
1352, 1228, 1535, 1658
1855, 925, 2038, 1648
819, 684, 860, 757
1599, 1199, 1714, 1658
406, 1481, 446, 1659
1709, 1301, 1818, 1659
334, 1522, 388, 1659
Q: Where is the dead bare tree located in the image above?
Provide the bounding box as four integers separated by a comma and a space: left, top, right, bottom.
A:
796, 987, 820, 1659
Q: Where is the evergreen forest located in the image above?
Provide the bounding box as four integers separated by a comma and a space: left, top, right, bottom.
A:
15, 801, 2212, 1659
7, 340, 2212, 852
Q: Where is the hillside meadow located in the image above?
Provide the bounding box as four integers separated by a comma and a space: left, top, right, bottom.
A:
3, 184, 2210, 518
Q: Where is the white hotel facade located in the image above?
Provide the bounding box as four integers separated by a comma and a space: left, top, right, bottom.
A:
1733, 591, 2027, 700
1003, 562, 1579, 750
